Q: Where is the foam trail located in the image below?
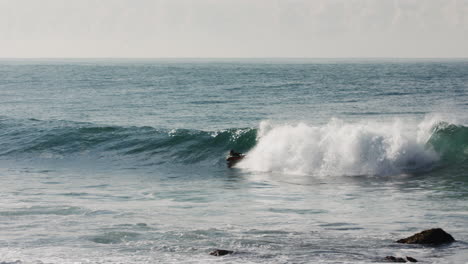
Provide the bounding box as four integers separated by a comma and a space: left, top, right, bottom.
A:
238, 118, 444, 177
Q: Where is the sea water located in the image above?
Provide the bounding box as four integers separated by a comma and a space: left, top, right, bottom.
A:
0, 59, 467, 263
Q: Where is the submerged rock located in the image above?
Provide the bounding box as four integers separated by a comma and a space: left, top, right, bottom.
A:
385, 256, 407, 262
384, 256, 418, 262
397, 228, 455, 245
209, 249, 234, 256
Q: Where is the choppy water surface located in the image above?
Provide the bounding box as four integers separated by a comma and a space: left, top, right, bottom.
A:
0, 59, 467, 263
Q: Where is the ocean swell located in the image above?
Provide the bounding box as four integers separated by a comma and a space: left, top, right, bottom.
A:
0, 117, 257, 166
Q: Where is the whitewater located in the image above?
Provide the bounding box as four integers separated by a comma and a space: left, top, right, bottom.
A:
0, 59, 467, 263
240, 116, 466, 177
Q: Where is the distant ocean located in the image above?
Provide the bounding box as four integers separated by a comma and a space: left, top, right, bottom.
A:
0, 59, 467, 263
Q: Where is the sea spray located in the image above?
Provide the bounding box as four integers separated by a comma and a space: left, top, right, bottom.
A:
238, 118, 446, 176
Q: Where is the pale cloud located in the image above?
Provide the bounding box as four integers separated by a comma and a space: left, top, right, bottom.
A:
0, 0, 466, 57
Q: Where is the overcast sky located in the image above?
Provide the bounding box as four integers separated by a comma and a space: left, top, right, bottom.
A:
1, 0, 467, 58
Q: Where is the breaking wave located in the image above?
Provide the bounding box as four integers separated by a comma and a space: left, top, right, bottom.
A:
1, 116, 467, 176
238, 117, 468, 176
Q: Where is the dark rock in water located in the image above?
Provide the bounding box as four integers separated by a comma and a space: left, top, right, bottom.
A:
406, 256, 418, 262
209, 249, 234, 256
385, 256, 407, 262
397, 228, 455, 244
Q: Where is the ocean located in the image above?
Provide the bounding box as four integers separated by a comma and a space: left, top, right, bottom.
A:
0, 59, 467, 263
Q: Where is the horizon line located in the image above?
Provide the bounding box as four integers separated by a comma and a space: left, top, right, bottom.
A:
1, 57, 468, 60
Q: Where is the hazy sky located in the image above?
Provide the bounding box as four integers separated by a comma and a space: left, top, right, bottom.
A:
1, 0, 467, 58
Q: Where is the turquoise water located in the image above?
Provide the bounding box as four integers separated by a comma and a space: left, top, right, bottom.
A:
0, 59, 467, 263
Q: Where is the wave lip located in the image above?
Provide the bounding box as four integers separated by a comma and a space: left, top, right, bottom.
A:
238, 118, 466, 177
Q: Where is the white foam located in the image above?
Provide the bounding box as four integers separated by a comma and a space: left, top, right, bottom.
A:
238, 117, 446, 177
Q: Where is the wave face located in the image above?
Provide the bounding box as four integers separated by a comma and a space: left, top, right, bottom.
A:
427, 122, 468, 163
238, 117, 468, 176
0, 117, 257, 166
